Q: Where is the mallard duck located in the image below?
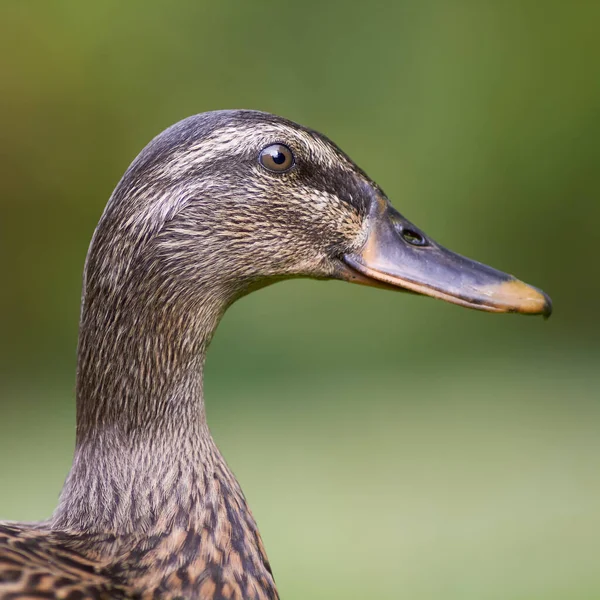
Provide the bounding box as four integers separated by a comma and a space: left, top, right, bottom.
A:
0, 110, 551, 600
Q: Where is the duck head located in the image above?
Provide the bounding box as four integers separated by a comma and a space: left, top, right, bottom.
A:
64, 109, 553, 537
50, 109, 554, 597
90, 110, 551, 331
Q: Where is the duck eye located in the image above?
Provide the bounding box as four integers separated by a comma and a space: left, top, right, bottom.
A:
259, 144, 294, 172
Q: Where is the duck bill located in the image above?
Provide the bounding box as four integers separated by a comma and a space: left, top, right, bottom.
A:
340, 198, 552, 317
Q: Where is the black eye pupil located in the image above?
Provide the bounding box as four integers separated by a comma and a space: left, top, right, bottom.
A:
272, 151, 285, 165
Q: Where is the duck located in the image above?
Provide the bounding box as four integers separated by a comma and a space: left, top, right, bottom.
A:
0, 110, 551, 600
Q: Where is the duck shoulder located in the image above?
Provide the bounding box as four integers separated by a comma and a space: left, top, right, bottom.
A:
0, 520, 279, 600
0, 523, 133, 600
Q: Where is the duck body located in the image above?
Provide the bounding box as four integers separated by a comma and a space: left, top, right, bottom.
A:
0, 468, 274, 599
0, 523, 133, 599
0, 110, 551, 599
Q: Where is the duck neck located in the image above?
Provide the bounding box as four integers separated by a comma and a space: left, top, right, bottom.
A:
54, 265, 230, 510
54, 278, 215, 524
53, 282, 277, 595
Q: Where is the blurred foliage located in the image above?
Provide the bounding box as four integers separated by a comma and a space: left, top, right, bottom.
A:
0, 1, 598, 599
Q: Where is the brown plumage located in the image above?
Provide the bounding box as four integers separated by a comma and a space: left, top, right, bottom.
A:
0, 110, 551, 600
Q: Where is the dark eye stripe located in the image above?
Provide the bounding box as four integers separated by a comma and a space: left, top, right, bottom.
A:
259, 144, 294, 172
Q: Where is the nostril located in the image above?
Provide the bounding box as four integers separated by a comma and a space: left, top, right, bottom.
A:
401, 228, 428, 247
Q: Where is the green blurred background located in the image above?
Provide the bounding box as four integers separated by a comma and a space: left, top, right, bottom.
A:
1, 1, 599, 598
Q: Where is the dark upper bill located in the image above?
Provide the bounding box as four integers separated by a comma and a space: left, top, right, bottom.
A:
338, 197, 552, 317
